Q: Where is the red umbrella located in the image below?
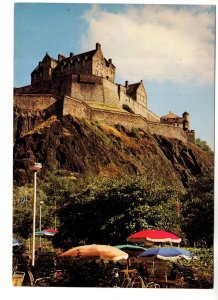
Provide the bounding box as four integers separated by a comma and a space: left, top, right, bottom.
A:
127, 230, 181, 244
42, 228, 58, 234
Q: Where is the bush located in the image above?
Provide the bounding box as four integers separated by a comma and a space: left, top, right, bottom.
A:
172, 248, 213, 288
49, 257, 120, 287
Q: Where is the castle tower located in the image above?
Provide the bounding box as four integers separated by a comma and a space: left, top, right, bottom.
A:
182, 111, 190, 131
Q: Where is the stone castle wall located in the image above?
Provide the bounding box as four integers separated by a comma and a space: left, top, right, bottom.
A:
63, 96, 188, 142
14, 93, 189, 142
14, 94, 58, 112
15, 74, 161, 122
69, 75, 160, 122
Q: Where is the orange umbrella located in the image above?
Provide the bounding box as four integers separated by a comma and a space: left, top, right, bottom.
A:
59, 244, 128, 261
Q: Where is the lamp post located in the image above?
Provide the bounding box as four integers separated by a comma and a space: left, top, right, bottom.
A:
29, 162, 42, 267
39, 200, 44, 248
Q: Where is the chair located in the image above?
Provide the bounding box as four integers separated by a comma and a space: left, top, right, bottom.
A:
27, 271, 51, 287
27, 271, 35, 286
121, 277, 132, 288
145, 281, 160, 288
12, 271, 25, 286
131, 275, 146, 288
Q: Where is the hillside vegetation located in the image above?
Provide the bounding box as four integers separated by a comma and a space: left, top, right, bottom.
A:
13, 113, 213, 188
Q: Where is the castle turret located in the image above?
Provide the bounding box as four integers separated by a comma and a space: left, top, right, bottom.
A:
182, 111, 190, 131
96, 43, 101, 50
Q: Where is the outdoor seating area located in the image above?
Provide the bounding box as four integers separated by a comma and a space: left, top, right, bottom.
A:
12, 229, 195, 288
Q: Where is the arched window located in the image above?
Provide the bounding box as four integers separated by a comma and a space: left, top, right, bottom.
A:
96, 70, 98, 76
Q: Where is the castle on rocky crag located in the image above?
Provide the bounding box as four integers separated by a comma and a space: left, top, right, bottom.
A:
14, 43, 195, 143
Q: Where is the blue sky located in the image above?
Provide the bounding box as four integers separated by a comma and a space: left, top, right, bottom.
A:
14, 3, 215, 149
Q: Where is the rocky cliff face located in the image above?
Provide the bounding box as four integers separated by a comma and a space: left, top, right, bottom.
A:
13, 113, 213, 188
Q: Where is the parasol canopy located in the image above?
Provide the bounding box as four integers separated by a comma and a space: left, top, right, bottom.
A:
138, 247, 193, 261
60, 244, 129, 261
35, 230, 55, 237
13, 238, 22, 247
127, 230, 181, 244
114, 244, 147, 256
42, 228, 58, 234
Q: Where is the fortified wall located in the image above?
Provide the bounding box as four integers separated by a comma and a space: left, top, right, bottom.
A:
63, 95, 188, 142
14, 93, 190, 143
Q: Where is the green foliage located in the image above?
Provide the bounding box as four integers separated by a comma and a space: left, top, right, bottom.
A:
13, 168, 214, 256
52, 175, 183, 249
13, 171, 80, 239
181, 170, 214, 247
49, 258, 119, 287
173, 248, 213, 288
195, 138, 214, 156
13, 186, 47, 238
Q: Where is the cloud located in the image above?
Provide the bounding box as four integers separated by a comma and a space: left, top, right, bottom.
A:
81, 4, 215, 84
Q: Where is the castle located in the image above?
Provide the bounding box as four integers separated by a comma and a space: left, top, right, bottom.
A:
14, 43, 195, 143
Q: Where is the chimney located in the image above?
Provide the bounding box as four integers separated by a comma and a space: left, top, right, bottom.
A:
125, 81, 129, 88
58, 54, 64, 62
70, 52, 74, 57
108, 58, 112, 64
96, 43, 101, 50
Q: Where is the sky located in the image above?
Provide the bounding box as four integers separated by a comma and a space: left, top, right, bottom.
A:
13, 2, 215, 149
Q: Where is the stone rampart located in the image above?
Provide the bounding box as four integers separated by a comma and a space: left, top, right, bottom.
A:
147, 122, 187, 141
63, 96, 91, 119
13, 93, 189, 143
63, 95, 187, 142
14, 94, 58, 112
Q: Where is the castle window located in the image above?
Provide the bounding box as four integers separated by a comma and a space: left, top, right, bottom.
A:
75, 62, 78, 68
100, 73, 103, 77
101, 63, 103, 70
96, 70, 98, 76
83, 60, 85, 67
96, 60, 98, 66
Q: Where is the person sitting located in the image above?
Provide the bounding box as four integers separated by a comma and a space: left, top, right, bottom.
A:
138, 263, 149, 281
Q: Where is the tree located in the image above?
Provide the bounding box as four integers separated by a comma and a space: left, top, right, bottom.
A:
52, 175, 183, 249
13, 185, 48, 239
181, 169, 214, 247
195, 138, 214, 156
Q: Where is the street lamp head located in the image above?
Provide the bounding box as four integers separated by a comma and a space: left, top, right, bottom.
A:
29, 162, 42, 171
40, 201, 44, 205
